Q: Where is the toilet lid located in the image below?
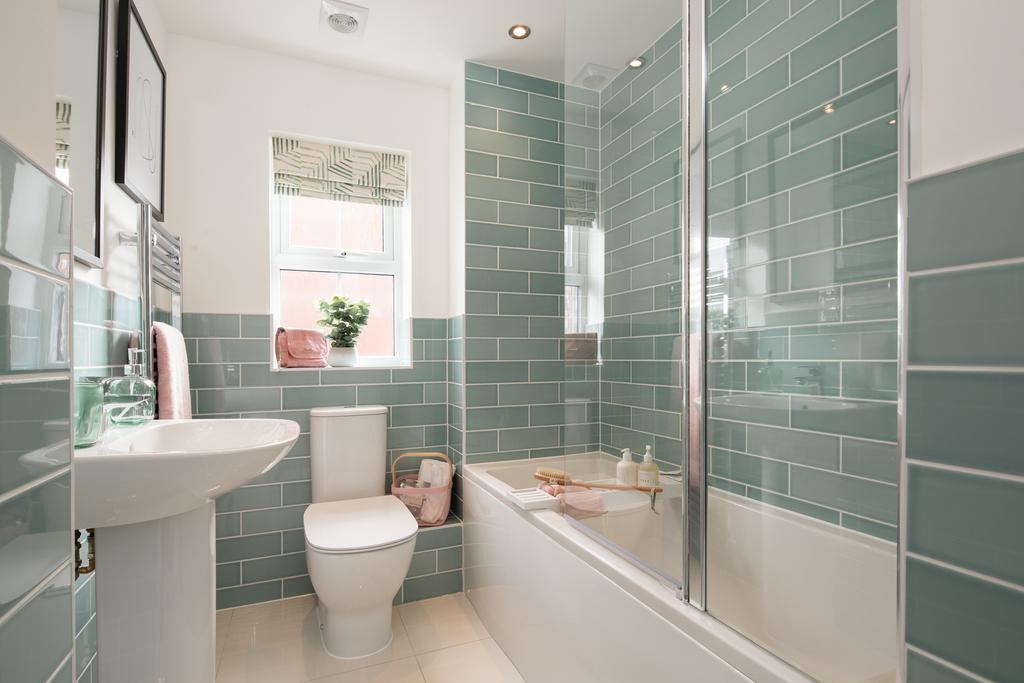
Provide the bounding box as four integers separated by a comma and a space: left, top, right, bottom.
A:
304, 495, 418, 553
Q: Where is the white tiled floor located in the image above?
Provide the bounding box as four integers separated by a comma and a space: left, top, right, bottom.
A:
215, 592, 524, 683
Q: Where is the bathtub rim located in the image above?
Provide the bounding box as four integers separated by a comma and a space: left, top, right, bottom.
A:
475, 450, 688, 587
464, 456, 816, 683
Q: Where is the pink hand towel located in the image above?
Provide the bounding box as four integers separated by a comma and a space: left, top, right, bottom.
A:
153, 322, 193, 419
541, 484, 606, 519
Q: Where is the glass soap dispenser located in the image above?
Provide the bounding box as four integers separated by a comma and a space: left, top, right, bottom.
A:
103, 348, 156, 425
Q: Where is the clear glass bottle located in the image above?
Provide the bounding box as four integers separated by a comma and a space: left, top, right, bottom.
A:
102, 348, 156, 425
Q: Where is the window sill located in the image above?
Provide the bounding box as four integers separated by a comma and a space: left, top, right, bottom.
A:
270, 361, 413, 372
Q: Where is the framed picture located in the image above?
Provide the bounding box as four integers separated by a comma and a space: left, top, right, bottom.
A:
114, 0, 165, 221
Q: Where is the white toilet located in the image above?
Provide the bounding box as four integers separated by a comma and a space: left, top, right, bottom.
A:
304, 406, 418, 659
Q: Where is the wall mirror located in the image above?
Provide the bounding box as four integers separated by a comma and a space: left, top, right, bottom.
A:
56, 0, 107, 267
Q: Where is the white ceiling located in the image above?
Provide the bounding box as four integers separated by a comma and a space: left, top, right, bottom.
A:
154, 0, 681, 89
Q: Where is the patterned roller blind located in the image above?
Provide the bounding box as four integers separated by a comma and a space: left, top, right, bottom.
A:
55, 101, 72, 170
272, 136, 407, 206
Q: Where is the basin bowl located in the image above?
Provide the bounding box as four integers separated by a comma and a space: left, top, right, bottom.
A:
75, 418, 300, 529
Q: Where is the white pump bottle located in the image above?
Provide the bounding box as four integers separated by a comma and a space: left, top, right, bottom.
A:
616, 448, 638, 486
637, 445, 659, 489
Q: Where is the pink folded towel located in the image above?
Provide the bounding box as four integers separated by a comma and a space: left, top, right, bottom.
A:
153, 322, 192, 419
541, 484, 607, 519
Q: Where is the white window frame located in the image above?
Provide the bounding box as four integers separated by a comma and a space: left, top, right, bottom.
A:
270, 195, 411, 368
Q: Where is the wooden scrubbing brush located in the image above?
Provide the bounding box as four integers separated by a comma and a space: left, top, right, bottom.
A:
535, 467, 574, 484
534, 466, 663, 493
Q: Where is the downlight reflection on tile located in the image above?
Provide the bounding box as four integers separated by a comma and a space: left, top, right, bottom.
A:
628, 56, 646, 69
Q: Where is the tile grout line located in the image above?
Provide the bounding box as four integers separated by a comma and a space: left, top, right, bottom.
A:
907, 552, 1024, 595
706, 152, 897, 221
905, 459, 1024, 485
904, 645, 995, 683
706, 67, 896, 160
705, 107, 897, 188
712, 443, 897, 487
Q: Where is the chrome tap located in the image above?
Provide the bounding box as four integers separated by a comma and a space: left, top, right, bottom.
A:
793, 364, 825, 395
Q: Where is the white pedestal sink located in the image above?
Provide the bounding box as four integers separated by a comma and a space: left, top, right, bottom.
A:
75, 419, 300, 683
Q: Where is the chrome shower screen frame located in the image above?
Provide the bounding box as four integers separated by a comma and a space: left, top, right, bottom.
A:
683, 0, 707, 610
896, 0, 911, 680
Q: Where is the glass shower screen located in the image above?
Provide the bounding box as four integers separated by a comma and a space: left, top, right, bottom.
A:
558, 0, 687, 587
699, 0, 900, 680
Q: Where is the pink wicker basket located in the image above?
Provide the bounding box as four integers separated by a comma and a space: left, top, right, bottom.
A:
391, 451, 453, 527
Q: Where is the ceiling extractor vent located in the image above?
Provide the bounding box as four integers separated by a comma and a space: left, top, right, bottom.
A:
572, 63, 618, 91
320, 0, 369, 35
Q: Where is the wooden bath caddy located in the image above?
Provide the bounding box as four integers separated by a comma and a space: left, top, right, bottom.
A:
533, 467, 663, 494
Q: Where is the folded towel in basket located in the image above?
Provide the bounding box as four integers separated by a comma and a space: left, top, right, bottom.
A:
417, 458, 451, 488
414, 459, 451, 524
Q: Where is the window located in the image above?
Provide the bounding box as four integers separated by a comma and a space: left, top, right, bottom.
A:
270, 136, 409, 366
55, 101, 71, 184
563, 221, 603, 335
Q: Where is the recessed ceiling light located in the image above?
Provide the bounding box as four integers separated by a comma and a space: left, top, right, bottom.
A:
628, 57, 645, 69
508, 24, 531, 40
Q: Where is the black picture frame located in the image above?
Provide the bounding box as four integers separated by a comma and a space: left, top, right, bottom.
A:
114, 0, 166, 222
72, 0, 108, 268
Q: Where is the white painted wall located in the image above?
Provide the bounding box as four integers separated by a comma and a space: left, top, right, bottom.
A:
448, 74, 465, 317
0, 1, 56, 168
165, 34, 451, 318
909, 0, 1024, 178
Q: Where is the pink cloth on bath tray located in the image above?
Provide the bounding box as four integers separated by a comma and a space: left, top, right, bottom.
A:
153, 322, 193, 419
541, 484, 606, 519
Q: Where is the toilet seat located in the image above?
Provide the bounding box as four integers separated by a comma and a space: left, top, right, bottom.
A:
304, 495, 417, 554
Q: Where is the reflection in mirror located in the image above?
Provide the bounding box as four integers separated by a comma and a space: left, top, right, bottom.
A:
152, 276, 181, 330
56, 0, 106, 267
148, 215, 183, 354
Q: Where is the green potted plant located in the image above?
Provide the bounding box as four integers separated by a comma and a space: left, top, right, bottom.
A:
317, 296, 370, 367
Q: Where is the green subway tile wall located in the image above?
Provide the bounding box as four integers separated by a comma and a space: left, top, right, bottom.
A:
184, 314, 463, 608
904, 149, 1024, 681
73, 280, 141, 379
0, 264, 69, 374
704, 0, 898, 540
463, 62, 602, 464
598, 22, 685, 469
0, 140, 74, 683
74, 573, 98, 681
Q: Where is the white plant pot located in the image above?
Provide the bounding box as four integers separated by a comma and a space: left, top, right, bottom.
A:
328, 346, 358, 367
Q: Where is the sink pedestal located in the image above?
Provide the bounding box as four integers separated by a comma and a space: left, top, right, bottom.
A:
75, 418, 300, 683
96, 501, 216, 683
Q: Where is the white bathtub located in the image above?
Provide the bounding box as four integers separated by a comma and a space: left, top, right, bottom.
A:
463, 452, 897, 683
